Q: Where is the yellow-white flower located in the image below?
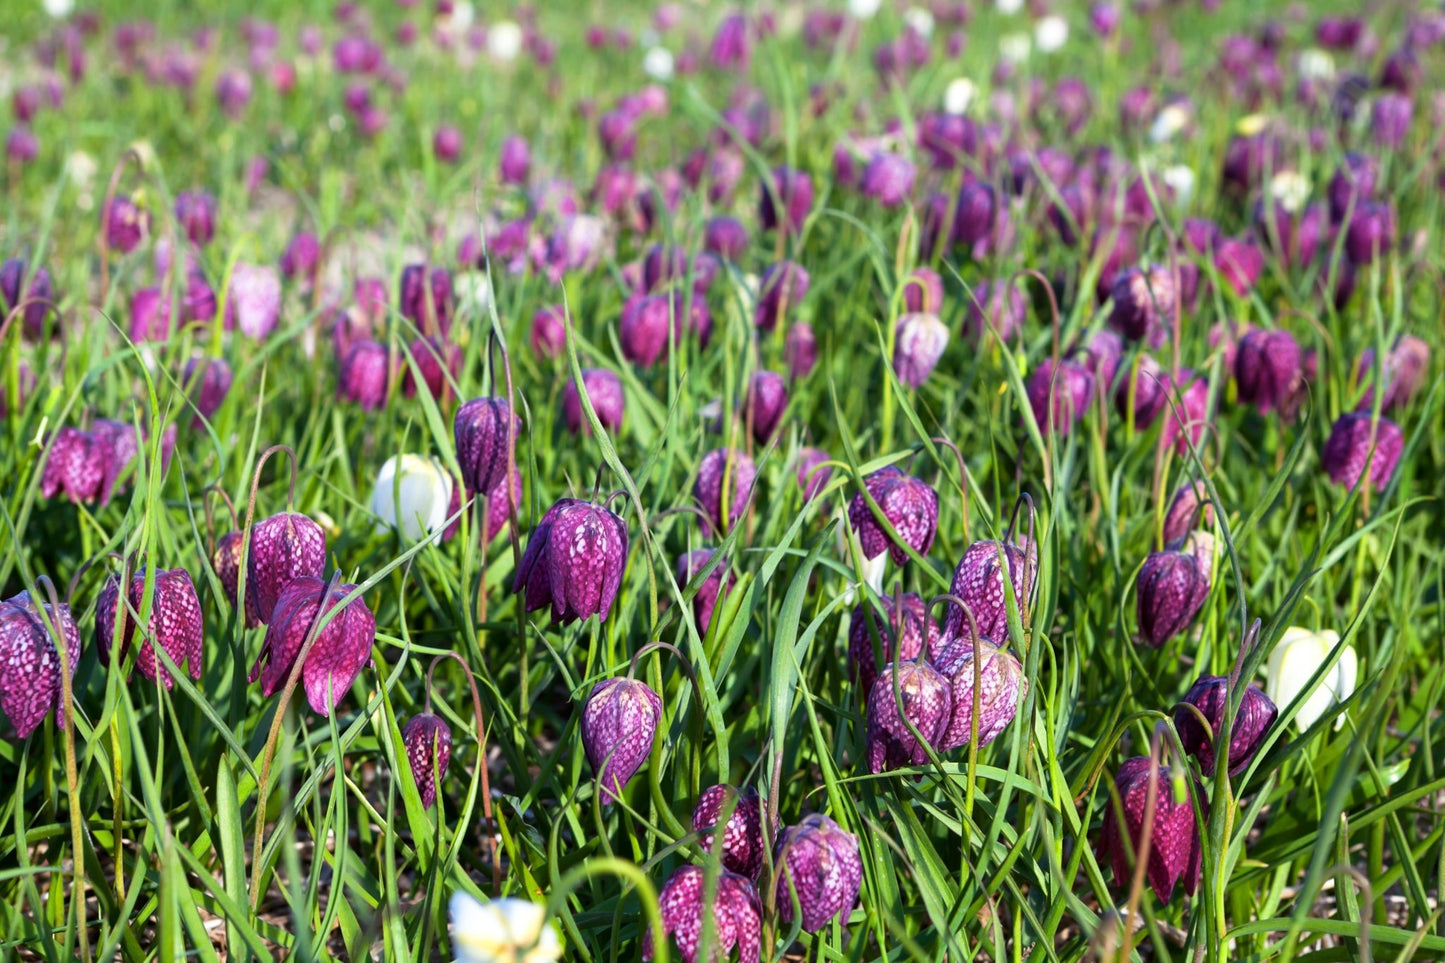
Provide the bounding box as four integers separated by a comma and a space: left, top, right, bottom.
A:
488, 21, 524, 62
1149, 104, 1191, 143
642, 47, 675, 81
903, 7, 935, 38
370, 455, 454, 542
849, 0, 883, 19
998, 33, 1032, 65
1265, 627, 1358, 732
1035, 16, 1069, 53
1269, 170, 1310, 213
1297, 48, 1335, 81
450, 892, 562, 963
943, 78, 977, 116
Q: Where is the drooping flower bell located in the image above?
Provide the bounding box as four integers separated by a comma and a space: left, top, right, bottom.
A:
1356, 335, 1429, 412
846, 466, 939, 565
848, 592, 941, 698
936, 638, 1027, 751
370, 454, 455, 542
249, 576, 376, 715
1343, 201, 1395, 266
104, 194, 148, 254
1098, 756, 1204, 902
530, 304, 567, 360
692, 785, 766, 879
774, 813, 862, 933
401, 336, 461, 401
619, 295, 677, 368
759, 165, 813, 234
866, 659, 953, 772
861, 151, 916, 206
245, 511, 327, 625
512, 499, 629, 623
1321, 412, 1403, 492
399, 263, 454, 337
677, 549, 735, 635
581, 676, 662, 804
226, 263, 282, 341
1162, 480, 1213, 545
337, 340, 393, 411
796, 447, 832, 502
40, 426, 114, 506
1026, 359, 1094, 435
946, 537, 1037, 641
1234, 329, 1304, 417
562, 368, 625, 435
401, 712, 452, 809
1266, 626, 1357, 732
893, 312, 949, 388
1, 257, 56, 339
1108, 264, 1176, 345
645, 865, 762, 963
694, 448, 757, 535
0, 589, 81, 739
741, 371, 788, 443
964, 279, 1025, 344
1173, 675, 1277, 776
95, 568, 204, 687
280, 231, 322, 281
754, 260, 810, 331
784, 322, 817, 379
454, 397, 520, 497
1135, 535, 1212, 648
174, 190, 217, 246
902, 266, 944, 314
183, 356, 233, 426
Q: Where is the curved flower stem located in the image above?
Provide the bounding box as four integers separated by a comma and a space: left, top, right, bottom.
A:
427, 651, 500, 897
929, 435, 971, 543
926, 593, 987, 821
248, 570, 345, 910
649, 504, 721, 541
1008, 268, 1062, 363
202, 484, 239, 557
545, 857, 669, 963
1118, 724, 1168, 962
34, 575, 90, 962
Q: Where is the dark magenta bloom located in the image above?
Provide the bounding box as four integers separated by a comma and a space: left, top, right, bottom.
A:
280, 231, 321, 280
562, 368, 625, 435
741, 371, 788, 443
645, 865, 761, 963
1371, 93, 1413, 149
796, 447, 831, 502
936, 639, 1027, 751
860, 152, 916, 206
249, 576, 375, 715
704, 216, 749, 260
530, 304, 567, 360
775, 813, 862, 932
1136, 543, 1211, 648
454, 398, 519, 495
401, 712, 452, 809
784, 322, 817, 379
40, 427, 113, 506
1163, 481, 1213, 545
677, 549, 734, 636
692, 785, 765, 878
866, 659, 953, 772
848, 592, 941, 699
964, 280, 1025, 344
944, 539, 1037, 642
1173, 675, 1277, 777
399, 264, 453, 337
433, 125, 463, 163
709, 12, 753, 70
1344, 201, 1395, 265
245, 511, 327, 626
513, 500, 629, 624
759, 166, 813, 235
0, 258, 55, 339
128, 288, 171, 343
694, 448, 757, 535
337, 340, 392, 411
95, 567, 204, 687
105, 194, 148, 254
1108, 265, 1176, 344
1321, 412, 1404, 492
581, 677, 661, 804
1357, 335, 1430, 412
1215, 237, 1264, 297
1026, 359, 1094, 435
499, 133, 531, 184
1253, 200, 1325, 271
619, 295, 676, 368
902, 267, 944, 314
1234, 329, 1303, 418
0, 590, 81, 739
1099, 758, 1204, 902
174, 190, 217, 246
1328, 153, 1378, 223
847, 465, 939, 565
755, 260, 810, 331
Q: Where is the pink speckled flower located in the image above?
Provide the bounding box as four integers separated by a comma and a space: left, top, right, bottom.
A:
249, 576, 375, 715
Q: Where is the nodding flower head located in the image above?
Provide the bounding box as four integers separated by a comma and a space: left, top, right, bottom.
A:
645, 865, 762, 963
1098, 757, 1205, 903
866, 658, 953, 772
1, 257, 56, 339
511, 499, 629, 624
847, 466, 939, 565
1234, 329, 1304, 418
704, 216, 750, 261
562, 368, 626, 435
401, 712, 452, 809
1173, 675, 1277, 777
337, 340, 393, 411
1162, 480, 1214, 545
741, 371, 788, 444
580, 676, 662, 804
499, 134, 532, 184
398, 264, 454, 337
104, 194, 148, 254
212, 530, 250, 623
454, 398, 520, 496
280, 231, 322, 281
893, 312, 950, 389
754, 260, 810, 331
945, 537, 1038, 642
796, 447, 832, 502
784, 322, 818, 379
1026, 359, 1094, 435
174, 190, 217, 246
1108, 264, 1176, 345
1343, 200, 1395, 266
183, 356, 234, 426
936, 638, 1027, 751
1320, 411, 1404, 492
902, 266, 944, 314
225, 263, 282, 341
677, 549, 735, 635
692, 785, 766, 879
530, 304, 567, 360
0, 590, 81, 739
848, 592, 942, 698
964, 279, 1026, 345
248, 576, 376, 715
245, 511, 328, 626
95, 568, 204, 687
775, 813, 862, 933
694, 448, 757, 535
860, 151, 917, 206
40, 426, 114, 506
1135, 537, 1212, 648
759, 165, 813, 234
619, 294, 677, 369
1356, 335, 1429, 413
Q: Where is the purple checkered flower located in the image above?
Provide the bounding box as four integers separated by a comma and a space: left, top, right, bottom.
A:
694, 448, 757, 535
245, 511, 327, 625
562, 369, 625, 435
454, 397, 520, 496
944, 538, 1038, 642
1173, 675, 1277, 777
1098, 757, 1204, 903
401, 712, 452, 809
692, 785, 765, 879
1321, 412, 1404, 492
512, 499, 629, 624
582, 677, 662, 804
847, 466, 939, 565
867, 658, 952, 771
645, 865, 761, 963
1136, 541, 1211, 648
775, 814, 862, 932
94, 568, 203, 687
848, 592, 941, 698
0, 590, 81, 739
249, 576, 375, 715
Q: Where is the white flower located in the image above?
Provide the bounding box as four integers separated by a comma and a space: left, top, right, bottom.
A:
488, 20, 524, 62
998, 33, 1032, 64
1035, 16, 1069, 53
848, 0, 883, 18
64, 150, 98, 188
902, 7, 935, 38
996, 0, 1024, 13
1265, 627, 1358, 732
43, 0, 74, 17
943, 77, 977, 115
447, 0, 475, 31
1149, 104, 1190, 143
450, 892, 562, 963
1160, 165, 1196, 207
642, 46, 675, 81
454, 271, 494, 315
1269, 170, 1310, 213
1297, 48, 1335, 81
370, 455, 454, 542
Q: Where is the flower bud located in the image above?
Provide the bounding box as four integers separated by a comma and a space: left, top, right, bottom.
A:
399, 264, 453, 337
401, 712, 452, 809
694, 448, 757, 535
249, 576, 375, 715
1356, 335, 1429, 412
0, 258, 55, 340
562, 369, 625, 435
1098, 757, 1204, 902
1343, 201, 1395, 265
848, 592, 941, 697
775, 814, 862, 932
759, 165, 813, 234
104, 194, 148, 254
847, 465, 939, 565
964, 279, 1025, 344
1266, 626, 1357, 731
861, 151, 916, 206
1234, 329, 1303, 417
619, 295, 676, 368
512, 499, 629, 623
450, 892, 562, 963
95, 568, 203, 687
1135, 544, 1210, 648
245, 511, 327, 625
225, 263, 282, 340
692, 785, 765, 878
1026, 358, 1094, 435
454, 398, 520, 496
581, 677, 661, 803
645, 865, 761, 963
401, 336, 461, 400
1162, 481, 1213, 544
498, 134, 531, 184
1327, 152, 1378, 223
530, 304, 567, 360
433, 125, 463, 163
183, 356, 233, 426
1173, 675, 1277, 776
0, 590, 81, 738
902, 267, 944, 314
1108, 264, 1175, 344
937, 637, 1026, 750
784, 322, 818, 379
1215, 236, 1264, 297
704, 216, 750, 261
741, 371, 788, 443
1321, 412, 1403, 492
893, 312, 949, 388
280, 231, 321, 280
866, 659, 953, 771
677, 549, 734, 635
